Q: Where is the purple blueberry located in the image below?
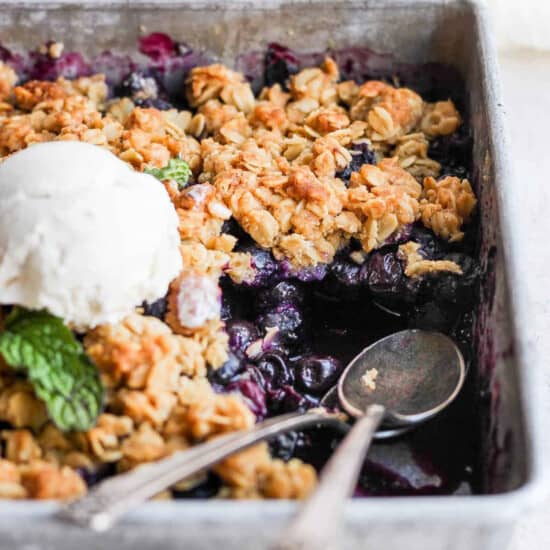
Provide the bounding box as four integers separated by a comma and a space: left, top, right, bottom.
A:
264, 43, 301, 87
28, 49, 90, 81
383, 224, 413, 246
269, 431, 309, 461
209, 352, 243, 385
119, 69, 161, 100
280, 261, 328, 283
330, 259, 368, 287
256, 353, 293, 389
367, 252, 404, 297
227, 376, 267, 419
427, 253, 479, 308
134, 97, 174, 110
138, 33, 176, 62
257, 281, 305, 311
277, 385, 319, 413
256, 303, 304, 344
226, 320, 259, 356
428, 130, 472, 179
294, 354, 343, 395
173, 472, 222, 499
336, 141, 376, 185
76, 463, 116, 487
237, 244, 280, 287
409, 225, 442, 259
142, 296, 167, 320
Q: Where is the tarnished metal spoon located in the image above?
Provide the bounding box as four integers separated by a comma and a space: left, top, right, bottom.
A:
59, 330, 464, 533
274, 330, 465, 550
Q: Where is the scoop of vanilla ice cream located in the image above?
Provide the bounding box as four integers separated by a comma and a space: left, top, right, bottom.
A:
0, 142, 182, 329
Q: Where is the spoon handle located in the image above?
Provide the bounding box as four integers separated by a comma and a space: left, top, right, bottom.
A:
273, 404, 385, 550
58, 410, 342, 532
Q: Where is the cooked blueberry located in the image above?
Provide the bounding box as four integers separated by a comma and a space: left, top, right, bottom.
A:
409, 225, 442, 258
236, 243, 280, 287
29, 50, 90, 81
428, 253, 479, 308
138, 33, 176, 62
76, 463, 116, 487
336, 141, 376, 184
142, 296, 167, 320
257, 281, 305, 310
118, 69, 161, 101
209, 352, 243, 385
428, 130, 472, 179
330, 260, 367, 287
226, 320, 259, 355
173, 472, 222, 499
264, 43, 300, 87
383, 224, 413, 246
279, 385, 319, 413
278, 260, 328, 283
256, 303, 304, 344
256, 352, 293, 389
227, 377, 267, 418
269, 431, 308, 461
134, 97, 173, 110
367, 252, 404, 297
294, 354, 342, 395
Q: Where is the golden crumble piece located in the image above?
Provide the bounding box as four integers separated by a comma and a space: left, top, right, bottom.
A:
118, 422, 171, 470
420, 176, 477, 241
84, 314, 206, 389
348, 158, 422, 252
420, 100, 461, 137
0, 459, 26, 499
186, 64, 255, 111
174, 377, 255, 441
393, 133, 441, 180
305, 106, 350, 134
258, 458, 317, 499
259, 83, 290, 108
19, 461, 86, 500
249, 101, 288, 131
397, 241, 463, 278
286, 165, 330, 202
289, 57, 339, 106
215, 443, 317, 500
0, 62, 17, 102
350, 80, 423, 143
2, 429, 43, 463
0, 375, 48, 431
58, 74, 109, 109
13, 80, 67, 110
84, 413, 134, 462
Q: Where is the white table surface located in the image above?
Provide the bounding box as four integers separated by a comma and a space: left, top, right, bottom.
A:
499, 51, 550, 550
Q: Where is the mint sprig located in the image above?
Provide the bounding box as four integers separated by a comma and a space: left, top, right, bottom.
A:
145, 157, 191, 189
0, 308, 104, 431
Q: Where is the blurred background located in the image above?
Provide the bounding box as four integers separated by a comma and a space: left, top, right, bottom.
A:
486, 1, 550, 549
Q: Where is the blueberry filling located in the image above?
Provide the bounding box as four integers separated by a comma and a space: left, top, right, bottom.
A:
0, 36, 481, 499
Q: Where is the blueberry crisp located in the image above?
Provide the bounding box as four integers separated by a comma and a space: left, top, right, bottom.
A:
0, 36, 480, 500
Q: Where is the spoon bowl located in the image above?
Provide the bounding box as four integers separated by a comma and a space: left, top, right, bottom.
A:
338, 330, 466, 426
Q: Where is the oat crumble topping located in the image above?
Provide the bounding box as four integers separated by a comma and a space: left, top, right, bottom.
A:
0, 45, 477, 501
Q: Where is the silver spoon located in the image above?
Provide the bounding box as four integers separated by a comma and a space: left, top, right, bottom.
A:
274, 330, 465, 550
59, 330, 464, 532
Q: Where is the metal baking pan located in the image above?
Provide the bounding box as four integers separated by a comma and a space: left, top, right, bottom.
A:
0, 1, 547, 548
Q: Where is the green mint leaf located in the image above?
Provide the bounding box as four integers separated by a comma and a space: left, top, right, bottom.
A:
0, 308, 104, 431
144, 158, 191, 189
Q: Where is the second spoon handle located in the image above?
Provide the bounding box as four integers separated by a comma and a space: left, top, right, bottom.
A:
58, 409, 343, 532
274, 404, 385, 550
